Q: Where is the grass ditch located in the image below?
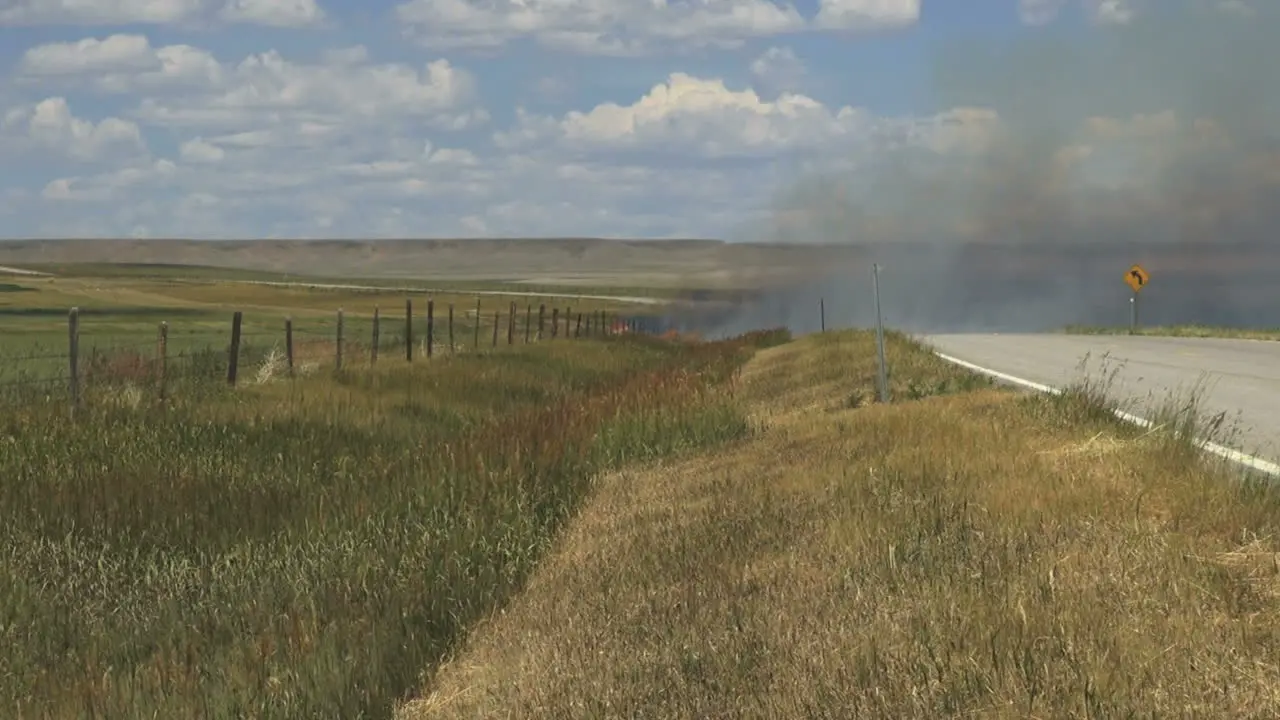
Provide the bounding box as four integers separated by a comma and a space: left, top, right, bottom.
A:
0, 330, 778, 718
404, 328, 1280, 719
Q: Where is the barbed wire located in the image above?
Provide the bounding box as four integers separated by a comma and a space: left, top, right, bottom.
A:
0, 376, 63, 390
0, 350, 69, 362
0, 306, 636, 406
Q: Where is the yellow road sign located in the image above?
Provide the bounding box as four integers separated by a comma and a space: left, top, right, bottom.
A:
1124, 264, 1150, 293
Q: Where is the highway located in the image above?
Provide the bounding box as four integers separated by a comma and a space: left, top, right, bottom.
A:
923, 333, 1280, 469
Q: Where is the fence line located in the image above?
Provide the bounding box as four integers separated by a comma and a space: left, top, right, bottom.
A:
0, 299, 657, 410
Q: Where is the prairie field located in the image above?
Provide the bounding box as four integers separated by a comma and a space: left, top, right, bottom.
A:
7, 258, 1280, 719
2, 263, 757, 718
0, 268, 657, 394
1, 317, 782, 717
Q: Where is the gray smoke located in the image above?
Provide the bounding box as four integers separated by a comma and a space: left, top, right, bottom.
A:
684, 1, 1280, 339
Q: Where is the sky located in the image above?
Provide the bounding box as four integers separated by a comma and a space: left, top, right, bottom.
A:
0, 0, 1260, 240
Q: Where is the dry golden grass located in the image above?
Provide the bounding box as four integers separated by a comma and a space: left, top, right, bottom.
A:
1064, 323, 1280, 342
398, 330, 1280, 720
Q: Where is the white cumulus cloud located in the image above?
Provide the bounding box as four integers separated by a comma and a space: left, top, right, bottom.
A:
3, 97, 146, 161
20, 34, 156, 75
6, 58, 1017, 239
19, 35, 227, 92
132, 50, 484, 131
0, 0, 205, 25
395, 0, 916, 54
0, 0, 329, 27
496, 72, 994, 161
814, 0, 919, 30
19, 38, 487, 137
179, 137, 225, 163
749, 46, 808, 95
218, 0, 325, 27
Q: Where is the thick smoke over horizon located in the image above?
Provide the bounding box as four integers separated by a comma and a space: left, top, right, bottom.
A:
689, 1, 1280, 339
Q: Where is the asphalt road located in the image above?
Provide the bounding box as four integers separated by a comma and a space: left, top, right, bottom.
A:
922, 333, 1280, 466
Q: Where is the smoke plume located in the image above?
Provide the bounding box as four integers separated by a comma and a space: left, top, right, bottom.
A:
687, 1, 1280, 339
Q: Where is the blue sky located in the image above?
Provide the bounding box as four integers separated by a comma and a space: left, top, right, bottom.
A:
0, 0, 1237, 239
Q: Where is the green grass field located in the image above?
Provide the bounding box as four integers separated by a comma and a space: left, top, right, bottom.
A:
0, 269, 665, 396
0, 262, 785, 718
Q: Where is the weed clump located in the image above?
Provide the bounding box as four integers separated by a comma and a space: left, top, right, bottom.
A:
1029, 352, 1248, 467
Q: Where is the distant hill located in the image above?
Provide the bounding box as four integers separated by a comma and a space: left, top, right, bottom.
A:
0, 237, 860, 287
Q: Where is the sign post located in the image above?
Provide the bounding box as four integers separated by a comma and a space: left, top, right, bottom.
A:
873, 263, 889, 404
1123, 264, 1150, 335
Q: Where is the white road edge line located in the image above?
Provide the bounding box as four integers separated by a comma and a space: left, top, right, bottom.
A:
933, 351, 1280, 479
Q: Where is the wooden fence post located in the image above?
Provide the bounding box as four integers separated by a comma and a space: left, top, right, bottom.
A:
157, 321, 168, 401
406, 299, 414, 362
492, 311, 499, 348
565, 307, 572, 338
371, 306, 380, 365
68, 307, 80, 414
336, 308, 344, 371
473, 296, 481, 351
427, 299, 435, 359
507, 301, 515, 345
448, 303, 455, 353
286, 317, 295, 376
575, 312, 583, 338
537, 304, 546, 340
551, 308, 559, 338
228, 311, 243, 386
820, 298, 826, 332
524, 304, 532, 343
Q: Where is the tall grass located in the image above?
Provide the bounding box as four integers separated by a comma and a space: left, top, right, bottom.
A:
402, 329, 1280, 719
0, 332, 765, 719
1031, 351, 1249, 466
